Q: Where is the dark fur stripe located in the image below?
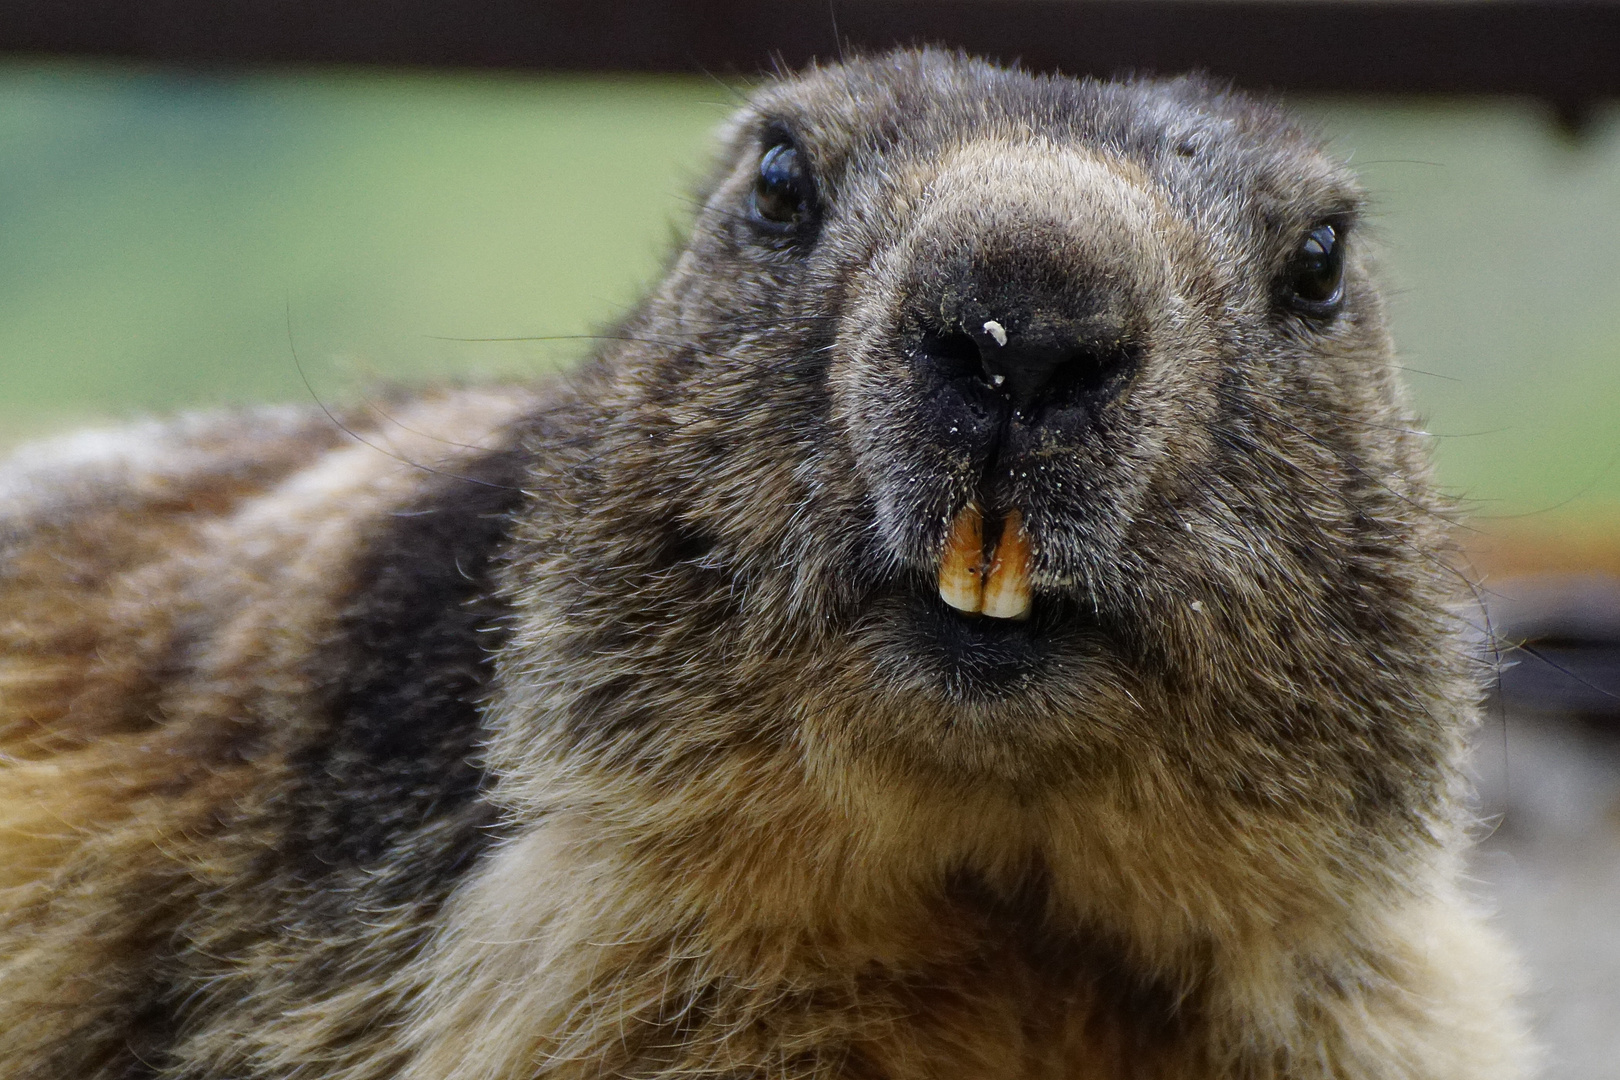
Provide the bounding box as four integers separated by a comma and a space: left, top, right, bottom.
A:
286, 446, 529, 892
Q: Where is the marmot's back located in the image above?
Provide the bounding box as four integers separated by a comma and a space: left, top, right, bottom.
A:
0, 392, 534, 1076
0, 52, 1529, 1080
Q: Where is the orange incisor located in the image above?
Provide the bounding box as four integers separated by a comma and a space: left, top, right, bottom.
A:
937, 504, 1031, 620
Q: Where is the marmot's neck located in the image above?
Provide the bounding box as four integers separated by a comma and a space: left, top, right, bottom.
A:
410, 754, 1420, 1080
493, 740, 1397, 978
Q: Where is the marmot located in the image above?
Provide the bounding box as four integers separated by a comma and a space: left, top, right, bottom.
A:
0, 51, 1530, 1079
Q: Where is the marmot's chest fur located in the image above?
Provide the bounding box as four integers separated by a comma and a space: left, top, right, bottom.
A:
0, 51, 1528, 1080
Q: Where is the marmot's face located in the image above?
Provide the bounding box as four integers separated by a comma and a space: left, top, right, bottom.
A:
582, 53, 1445, 778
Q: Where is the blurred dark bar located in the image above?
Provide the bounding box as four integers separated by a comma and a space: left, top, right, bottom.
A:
1, 1, 1618, 116
1489, 575, 1620, 721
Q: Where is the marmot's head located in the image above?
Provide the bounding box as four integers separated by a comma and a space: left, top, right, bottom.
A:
506, 51, 1464, 799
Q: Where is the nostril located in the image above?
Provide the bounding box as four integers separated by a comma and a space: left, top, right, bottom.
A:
915, 330, 984, 382
915, 323, 1139, 418
1043, 340, 1137, 410
980, 341, 1079, 412
979, 337, 1139, 415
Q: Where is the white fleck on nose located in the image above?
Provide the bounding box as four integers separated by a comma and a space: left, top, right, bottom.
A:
982, 320, 1008, 347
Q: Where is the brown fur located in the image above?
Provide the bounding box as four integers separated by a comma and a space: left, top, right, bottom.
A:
0, 53, 1528, 1079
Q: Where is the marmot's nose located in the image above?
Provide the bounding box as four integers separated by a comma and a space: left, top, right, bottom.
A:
963, 319, 1099, 414
915, 313, 1135, 418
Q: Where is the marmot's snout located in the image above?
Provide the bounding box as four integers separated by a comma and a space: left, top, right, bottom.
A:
909, 251, 1146, 621
841, 140, 1180, 622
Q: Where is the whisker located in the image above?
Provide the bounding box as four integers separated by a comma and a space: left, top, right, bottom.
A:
284, 303, 524, 493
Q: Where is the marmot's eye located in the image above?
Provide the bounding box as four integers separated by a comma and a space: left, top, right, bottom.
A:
1284, 221, 1346, 314
751, 141, 813, 230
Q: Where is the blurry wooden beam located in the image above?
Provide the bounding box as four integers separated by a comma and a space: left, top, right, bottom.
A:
1471, 525, 1620, 721
1, 1, 1617, 120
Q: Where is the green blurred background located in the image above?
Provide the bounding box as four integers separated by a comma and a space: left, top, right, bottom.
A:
2, 60, 1617, 523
